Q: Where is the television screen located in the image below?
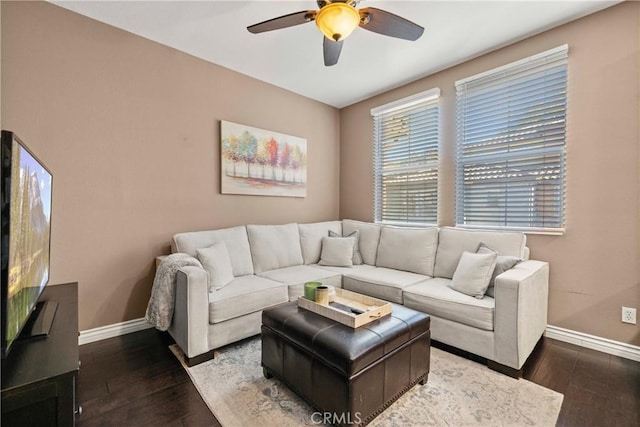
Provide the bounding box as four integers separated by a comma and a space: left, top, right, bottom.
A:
1, 131, 52, 357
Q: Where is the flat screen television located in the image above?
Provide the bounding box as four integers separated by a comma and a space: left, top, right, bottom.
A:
1, 130, 53, 358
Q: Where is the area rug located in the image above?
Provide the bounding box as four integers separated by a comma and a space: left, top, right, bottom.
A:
170, 338, 562, 426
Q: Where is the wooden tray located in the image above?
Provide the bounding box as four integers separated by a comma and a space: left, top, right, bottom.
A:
298, 288, 392, 328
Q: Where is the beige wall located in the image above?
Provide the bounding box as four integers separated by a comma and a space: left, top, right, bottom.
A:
2, 1, 638, 346
1, 2, 340, 330
341, 2, 640, 345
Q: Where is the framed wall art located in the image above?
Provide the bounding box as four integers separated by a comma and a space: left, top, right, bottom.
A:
221, 121, 307, 197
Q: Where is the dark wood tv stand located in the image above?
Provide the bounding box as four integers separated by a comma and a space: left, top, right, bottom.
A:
1, 282, 80, 426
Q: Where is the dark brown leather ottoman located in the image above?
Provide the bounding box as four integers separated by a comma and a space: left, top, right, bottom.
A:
261, 301, 430, 427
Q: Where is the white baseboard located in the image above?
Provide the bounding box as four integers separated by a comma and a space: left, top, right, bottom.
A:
79, 317, 153, 345
79, 318, 640, 362
545, 325, 640, 362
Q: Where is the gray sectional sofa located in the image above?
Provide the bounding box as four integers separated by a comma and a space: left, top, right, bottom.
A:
166, 219, 549, 374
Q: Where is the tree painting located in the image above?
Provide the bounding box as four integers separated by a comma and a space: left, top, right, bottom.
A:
238, 130, 257, 177
267, 137, 279, 180
291, 144, 306, 183
221, 134, 240, 176
221, 121, 307, 197
279, 143, 290, 182
256, 139, 269, 179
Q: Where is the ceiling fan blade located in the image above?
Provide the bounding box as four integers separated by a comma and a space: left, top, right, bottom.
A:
323, 37, 343, 66
359, 7, 424, 41
247, 10, 316, 34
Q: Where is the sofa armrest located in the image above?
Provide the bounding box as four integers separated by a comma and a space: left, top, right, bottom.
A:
168, 266, 210, 359
493, 260, 549, 369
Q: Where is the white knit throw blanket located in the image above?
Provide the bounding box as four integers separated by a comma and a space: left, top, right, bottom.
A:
145, 253, 203, 331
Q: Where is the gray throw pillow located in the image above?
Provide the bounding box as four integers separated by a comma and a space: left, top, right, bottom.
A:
196, 242, 235, 291
329, 230, 362, 265
449, 251, 497, 299
477, 243, 522, 297
319, 236, 355, 267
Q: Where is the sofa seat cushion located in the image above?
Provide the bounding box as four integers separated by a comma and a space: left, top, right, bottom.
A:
258, 265, 342, 300
208, 275, 288, 324
403, 278, 495, 331
317, 264, 427, 304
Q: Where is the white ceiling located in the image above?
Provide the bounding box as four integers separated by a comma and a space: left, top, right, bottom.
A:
51, 1, 619, 108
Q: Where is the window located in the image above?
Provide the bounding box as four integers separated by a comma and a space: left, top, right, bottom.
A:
372, 88, 440, 226
455, 45, 568, 234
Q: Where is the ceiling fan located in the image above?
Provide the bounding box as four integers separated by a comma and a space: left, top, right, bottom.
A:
247, 0, 424, 66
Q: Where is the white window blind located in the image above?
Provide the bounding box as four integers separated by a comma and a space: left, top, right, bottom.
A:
455, 45, 568, 234
372, 88, 440, 226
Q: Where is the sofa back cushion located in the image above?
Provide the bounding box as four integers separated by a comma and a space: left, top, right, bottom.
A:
247, 224, 304, 274
342, 220, 382, 266
434, 227, 527, 279
298, 221, 343, 265
172, 226, 254, 276
375, 226, 438, 276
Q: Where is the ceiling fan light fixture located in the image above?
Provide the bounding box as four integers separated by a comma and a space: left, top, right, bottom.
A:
315, 2, 360, 42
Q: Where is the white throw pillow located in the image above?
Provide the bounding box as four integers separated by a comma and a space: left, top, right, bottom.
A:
476, 243, 521, 298
196, 242, 235, 291
448, 251, 497, 299
318, 236, 355, 267
329, 230, 362, 265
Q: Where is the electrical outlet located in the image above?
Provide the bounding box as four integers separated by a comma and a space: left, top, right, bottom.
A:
621, 307, 636, 324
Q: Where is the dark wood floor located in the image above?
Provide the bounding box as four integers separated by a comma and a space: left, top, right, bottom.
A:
76, 329, 639, 426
